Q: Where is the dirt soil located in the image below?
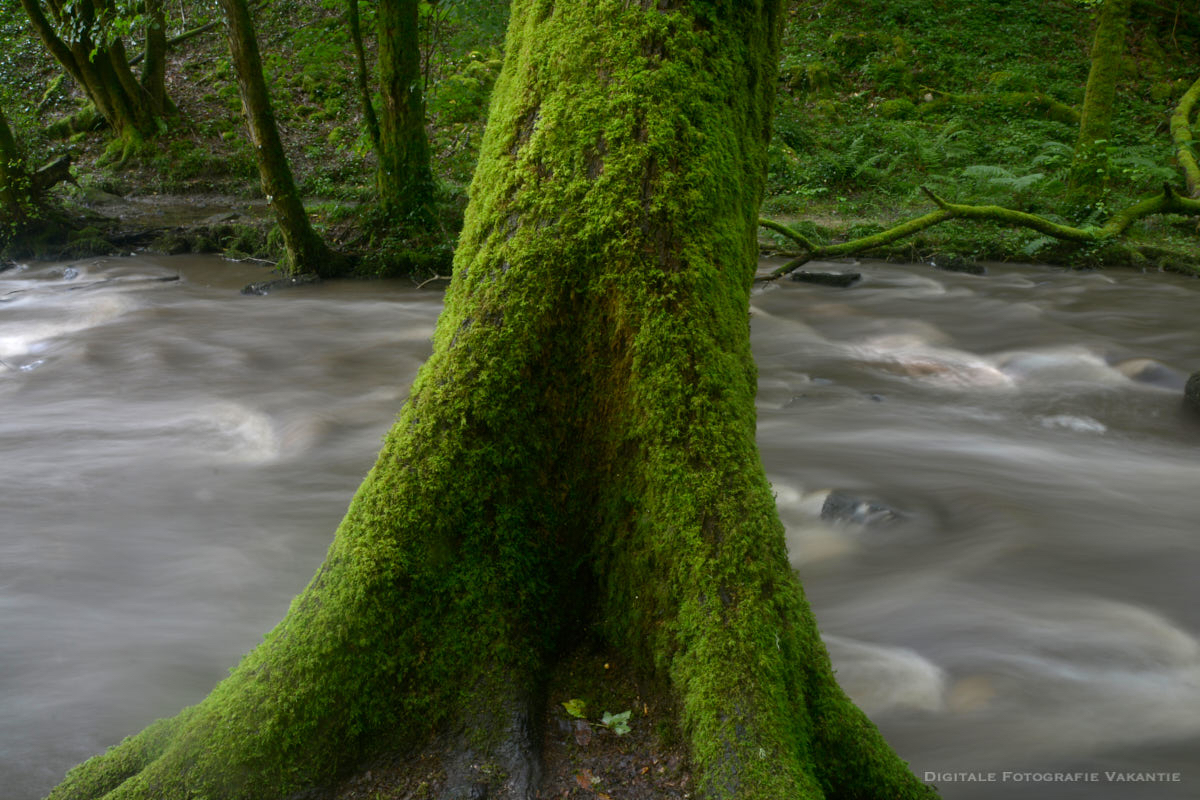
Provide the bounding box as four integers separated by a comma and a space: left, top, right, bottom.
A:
321, 648, 695, 800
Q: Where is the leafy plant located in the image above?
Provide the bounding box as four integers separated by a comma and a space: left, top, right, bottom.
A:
599, 710, 632, 735
561, 698, 587, 719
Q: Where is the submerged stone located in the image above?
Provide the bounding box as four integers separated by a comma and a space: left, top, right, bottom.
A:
931, 255, 986, 275
821, 490, 906, 526
241, 273, 321, 295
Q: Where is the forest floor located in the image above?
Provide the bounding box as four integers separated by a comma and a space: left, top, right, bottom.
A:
318, 647, 696, 800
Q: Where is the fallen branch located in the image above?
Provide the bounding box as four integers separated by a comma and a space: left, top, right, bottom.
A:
918, 90, 1080, 126
415, 273, 451, 289
757, 183, 1200, 281
1170, 75, 1200, 197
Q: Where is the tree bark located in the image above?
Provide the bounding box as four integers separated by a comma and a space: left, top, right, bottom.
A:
375, 0, 435, 223
1070, 0, 1133, 192
46, 3, 934, 799
217, 0, 342, 277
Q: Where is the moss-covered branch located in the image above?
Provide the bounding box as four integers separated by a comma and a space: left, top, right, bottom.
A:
1171, 75, 1200, 197
758, 184, 1200, 281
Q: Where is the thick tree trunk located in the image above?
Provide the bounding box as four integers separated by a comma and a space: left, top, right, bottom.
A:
46, 3, 934, 799
18, 0, 171, 154
1070, 0, 1133, 192
217, 0, 342, 277
375, 0, 435, 222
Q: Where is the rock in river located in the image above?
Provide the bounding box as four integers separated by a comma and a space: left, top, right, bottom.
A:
1185, 372, 1200, 416
820, 490, 906, 527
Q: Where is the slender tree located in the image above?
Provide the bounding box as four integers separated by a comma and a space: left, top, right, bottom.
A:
18, 0, 172, 159
217, 0, 342, 277
47, 3, 935, 799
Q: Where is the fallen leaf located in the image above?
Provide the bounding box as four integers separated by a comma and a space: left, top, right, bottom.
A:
576, 769, 596, 791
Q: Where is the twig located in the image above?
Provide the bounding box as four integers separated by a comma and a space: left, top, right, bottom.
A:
415, 273, 451, 289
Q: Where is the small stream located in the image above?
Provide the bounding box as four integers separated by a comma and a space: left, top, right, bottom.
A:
2, 254, 1197, 799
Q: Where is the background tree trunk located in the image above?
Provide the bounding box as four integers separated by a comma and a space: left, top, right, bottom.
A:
46, 3, 935, 799
18, 0, 171, 157
1070, 0, 1133, 193
140, 0, 171, 116
346, 0, 381, 152
217, 0, 341, 276
375, 0, 435, 223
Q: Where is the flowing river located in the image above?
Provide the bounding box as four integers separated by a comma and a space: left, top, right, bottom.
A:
2, 253, 1196, 799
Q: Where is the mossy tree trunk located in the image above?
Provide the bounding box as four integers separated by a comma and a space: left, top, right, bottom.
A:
47, 3, 935, 800
375, 0, 436, 223
1070, 0, 1133, 194
217, 0, 342, 277
347, 0, 436, 227
18, 0, 172, 158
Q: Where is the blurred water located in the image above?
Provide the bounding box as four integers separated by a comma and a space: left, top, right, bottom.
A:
755, 259, 1199, 799
1, 254, 1197, 798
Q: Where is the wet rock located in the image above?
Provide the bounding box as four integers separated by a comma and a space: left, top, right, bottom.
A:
241, 273, 321, 295
789, 270, 861, 287
1184, 372, 1200, 416
1115, 357, 1187, 390
931, 255, 986, 275
821, 490, 906, 526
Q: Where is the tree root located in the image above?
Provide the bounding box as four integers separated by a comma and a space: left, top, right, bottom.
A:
757, 183, 1200, 281
441, 685, 544, 800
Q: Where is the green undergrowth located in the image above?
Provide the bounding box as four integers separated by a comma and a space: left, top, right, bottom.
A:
768, 0, 1200, 272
